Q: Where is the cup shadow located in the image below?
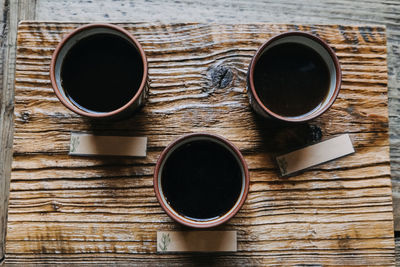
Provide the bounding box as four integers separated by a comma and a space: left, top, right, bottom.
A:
73, 112, 154, 198
252, 112, 323, 157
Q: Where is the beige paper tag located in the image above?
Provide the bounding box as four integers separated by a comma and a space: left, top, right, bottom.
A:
157, 231, 237, 252
69, 133, 147, 157
276, 134, 355, 176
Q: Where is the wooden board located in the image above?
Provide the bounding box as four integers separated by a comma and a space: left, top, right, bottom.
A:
6, 22, 394, 265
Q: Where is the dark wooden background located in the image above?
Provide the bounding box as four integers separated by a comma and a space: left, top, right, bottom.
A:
0, 0, 399, 264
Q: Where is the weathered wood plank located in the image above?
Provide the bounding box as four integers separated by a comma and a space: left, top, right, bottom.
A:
4, 253, 396, 266
5, 22, 394, 265
31, 0, 400, 235
0, 0, 36, 262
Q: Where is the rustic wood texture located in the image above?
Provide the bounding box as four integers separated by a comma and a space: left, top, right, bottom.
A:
0, 0, 36, 261
0, 0, 398, 264
4, 21, 394, 265
30, 0, 400, 233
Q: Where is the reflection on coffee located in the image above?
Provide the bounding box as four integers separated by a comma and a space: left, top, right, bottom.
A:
161, 140, 242, 221
254, 42, 330, 117
61, 33, 143, 113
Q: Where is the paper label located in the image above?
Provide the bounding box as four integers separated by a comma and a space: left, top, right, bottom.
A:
69, 133, 147, 157
276, 134, 355, 176
157, 231, 237, 252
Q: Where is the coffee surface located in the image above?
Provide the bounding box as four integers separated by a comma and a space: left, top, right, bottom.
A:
254, 42, 330, 117
61, 33, 143, 113
161, 140, 242, 221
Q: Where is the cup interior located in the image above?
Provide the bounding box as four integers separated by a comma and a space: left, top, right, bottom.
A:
52, 25, 146, 116
251, 33, 340, 121
155, 134, 249, 228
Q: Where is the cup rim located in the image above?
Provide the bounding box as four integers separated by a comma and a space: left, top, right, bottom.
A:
248, 31, 342, 122
153, 133, 250, 228
49, 23, 148, 118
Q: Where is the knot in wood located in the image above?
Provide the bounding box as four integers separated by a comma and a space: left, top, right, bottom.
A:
52, 203, 60, 211
307, 124, 322, 143
21, 111, 30, 122
209, 65, 233, 89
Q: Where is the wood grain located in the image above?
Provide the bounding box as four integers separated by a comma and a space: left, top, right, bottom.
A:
31, 0, 400, 233
0, 0, 36, 262
5, 21, 394, 265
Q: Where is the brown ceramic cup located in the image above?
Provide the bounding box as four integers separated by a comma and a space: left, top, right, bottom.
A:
154, 133, 249, 228
247, 32, 341, 122
50, 23, 148, 119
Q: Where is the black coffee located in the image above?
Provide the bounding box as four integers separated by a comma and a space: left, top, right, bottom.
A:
61, 33, 143, 113
161, 140, 242, 221
254, 42, 330, 117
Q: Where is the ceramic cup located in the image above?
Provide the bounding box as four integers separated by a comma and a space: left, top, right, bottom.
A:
50, 23, 148, 119
247, 32, 341, 122
154, 133, 249, 228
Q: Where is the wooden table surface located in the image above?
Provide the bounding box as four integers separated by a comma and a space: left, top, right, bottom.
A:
6, 21, 394, 265
0, 0, 400, 265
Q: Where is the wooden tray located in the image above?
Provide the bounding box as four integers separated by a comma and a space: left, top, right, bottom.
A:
6, 22, 394, 265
